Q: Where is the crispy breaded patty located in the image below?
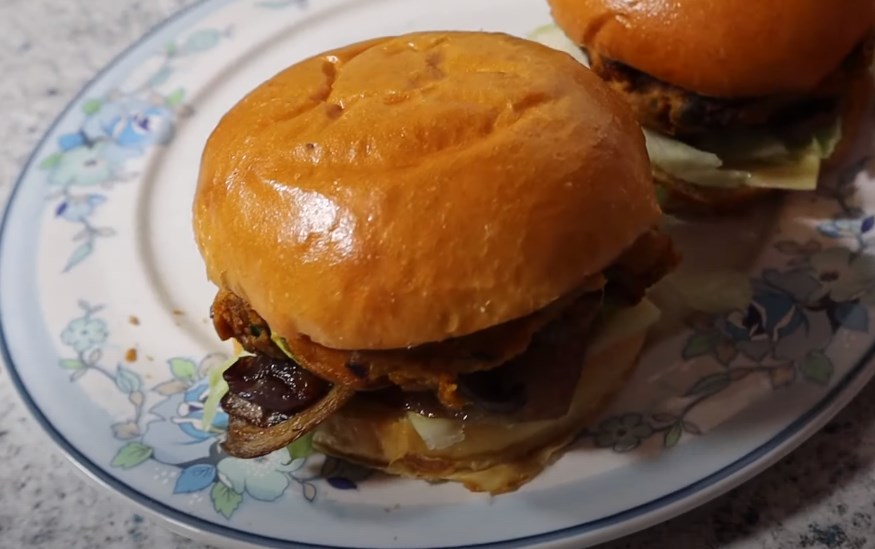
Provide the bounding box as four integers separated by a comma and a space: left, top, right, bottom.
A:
212, 229, 680, 409
586, 39, 871, 138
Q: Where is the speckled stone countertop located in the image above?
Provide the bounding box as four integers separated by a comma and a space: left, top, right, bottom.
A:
2, 1, 875, 548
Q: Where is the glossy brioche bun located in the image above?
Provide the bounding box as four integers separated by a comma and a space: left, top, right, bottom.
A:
547, 0, 875, 98
194, 31, 659, 350
313, 330, 646, 494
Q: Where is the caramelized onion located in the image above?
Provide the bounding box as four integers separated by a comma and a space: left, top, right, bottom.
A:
223, 384, 355, 458
222, 355, 330, 427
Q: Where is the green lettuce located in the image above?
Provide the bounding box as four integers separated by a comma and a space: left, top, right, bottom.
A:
644, 117, 841, 191
201, 335, 299, 431
271, 333, 296, 359
201, 350, 251, 431
287, 432, 315, 459
528, 24, 844, 192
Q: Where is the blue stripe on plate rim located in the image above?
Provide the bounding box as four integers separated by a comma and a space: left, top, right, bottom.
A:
2, 1, 874, 547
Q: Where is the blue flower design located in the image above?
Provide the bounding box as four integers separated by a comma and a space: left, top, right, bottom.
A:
177, 383, 228, 441
48, 143, 125, 187
818, 216, 875, 240
107, 103, 175, 151
73, 97, 176, 153
60, 317, 108, 352
593, 414, 653, 452
718, 270, 832, 362
141, 379, 227, 465
43, 24, 232, 272
55, 194, 106, 223
174, 463, 217, 494
216, 452, 301, 502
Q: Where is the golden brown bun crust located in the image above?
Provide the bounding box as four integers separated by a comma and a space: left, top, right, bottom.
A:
548, 0, 875, 98
194, 31, 659, 350
313, 331, 646, 494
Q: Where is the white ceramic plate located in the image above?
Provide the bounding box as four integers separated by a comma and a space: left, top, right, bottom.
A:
4, 1, 875, 547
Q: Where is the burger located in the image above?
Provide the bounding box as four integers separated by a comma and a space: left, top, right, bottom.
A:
193, 31, 679, 494
543, 0, 874, 212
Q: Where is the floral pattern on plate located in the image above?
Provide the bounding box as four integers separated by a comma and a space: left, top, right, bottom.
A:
56, 152, 875, 519
58, 299, 371, 519
40, 26, 231, 271
5, 0, 874, 545
39, 0, 307, 272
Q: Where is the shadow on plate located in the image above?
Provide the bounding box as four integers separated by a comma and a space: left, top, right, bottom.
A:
595, 377, 875, 549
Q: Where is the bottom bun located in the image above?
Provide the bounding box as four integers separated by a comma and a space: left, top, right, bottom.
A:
312, 330, 647, 494
655, 169, 775, 216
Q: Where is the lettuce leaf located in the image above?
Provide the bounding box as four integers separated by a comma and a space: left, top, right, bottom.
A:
201, 349, 252, 431
271, 333, 296, 359
644, 119, 841, 191
644, 131, 726, 183
529, 23, 843, 192
287, 432, 315, 459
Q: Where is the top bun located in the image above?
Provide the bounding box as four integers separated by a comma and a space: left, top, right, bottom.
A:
548, 0, 875, 98
193, 31, 658, 350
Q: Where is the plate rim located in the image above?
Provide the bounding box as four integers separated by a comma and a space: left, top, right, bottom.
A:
2, 1, 875, 548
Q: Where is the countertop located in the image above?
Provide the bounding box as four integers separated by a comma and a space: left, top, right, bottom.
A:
2, 1, 875, 548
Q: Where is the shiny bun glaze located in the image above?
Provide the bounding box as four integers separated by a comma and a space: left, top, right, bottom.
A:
548, 0, 875, 97
194, 31, 659, 350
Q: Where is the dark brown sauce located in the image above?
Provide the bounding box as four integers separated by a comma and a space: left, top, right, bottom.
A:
365, 376, 526, 421
364, 387, 471, 420
361, 291, 606, 423
456, 370, 525, 415
224, 355, 331, 419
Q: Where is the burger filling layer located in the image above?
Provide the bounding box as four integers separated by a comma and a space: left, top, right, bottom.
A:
593, 41, 873, 192
209, 229, 678, 458
530, 25, 872, 193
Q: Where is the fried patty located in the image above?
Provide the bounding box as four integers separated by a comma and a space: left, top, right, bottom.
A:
212, 228, 679, 409
212, 279, 599, 393
214, 229, 679, 457
218, 289, 604, 459
586, 38, 871, 138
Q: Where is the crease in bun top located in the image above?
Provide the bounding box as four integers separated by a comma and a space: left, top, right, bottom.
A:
543, 0, 875, 213
193, 31, 679, 494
